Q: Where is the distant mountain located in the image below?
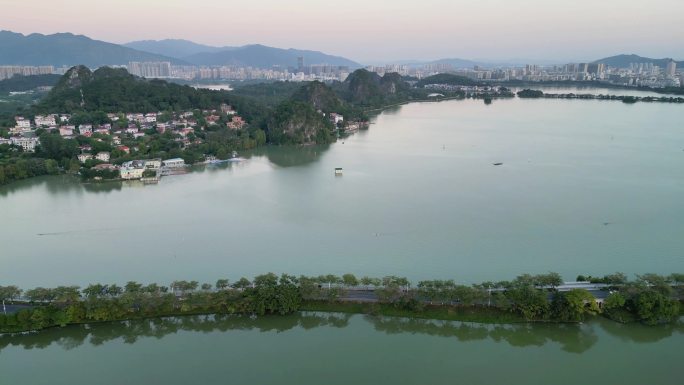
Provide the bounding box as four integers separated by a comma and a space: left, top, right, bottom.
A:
124, 39, 233, 58
593, 54, 679, 69
387, 58, 488, 69
425, 58, 483, 68
183, 44, 362, 68
0, 31, 185, 67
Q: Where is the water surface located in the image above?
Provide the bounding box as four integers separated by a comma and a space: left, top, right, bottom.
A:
1, 94, 683, 287
1, 313, 681, 385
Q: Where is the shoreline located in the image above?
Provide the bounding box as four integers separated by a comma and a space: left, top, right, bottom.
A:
3, 87, 676, 189
4, 299, 682, 336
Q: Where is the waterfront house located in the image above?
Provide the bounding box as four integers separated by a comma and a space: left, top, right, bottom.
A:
120, 166, 144, 180
144, 159, 162, 169
162, 158, 186, 168
329, 113, 344, 125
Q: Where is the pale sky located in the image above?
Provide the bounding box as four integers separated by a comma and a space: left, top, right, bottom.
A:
2, 0, 683, 63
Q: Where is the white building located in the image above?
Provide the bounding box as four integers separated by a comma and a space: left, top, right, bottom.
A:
120, 167, 145, 180
34, 115, 57, 127
329, 113, 344, 125
95, 152, 111, 162
15, 117, 31, 129
162, 158, 186, 168
145, 113, 157, 123
77, 154, 93, 163
665, 60, 677, 77
10, 137, 40, 152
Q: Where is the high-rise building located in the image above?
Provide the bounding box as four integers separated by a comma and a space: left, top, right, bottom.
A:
127, 62, 171, 78
297, 56, 304, 72
665, 60, 677, 77
0, 66, 54, 80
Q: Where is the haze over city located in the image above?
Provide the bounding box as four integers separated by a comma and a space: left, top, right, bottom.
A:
3, 0, 683, 63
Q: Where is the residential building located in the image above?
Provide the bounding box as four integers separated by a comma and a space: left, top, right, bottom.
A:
59, 126, 74, 137
34, 115, 57, 127
95, 152, 111, 162
665, 60, 677, 77
78, 154, 93, 163
227, 116, 245, 130
10, 137, 40, 152
162, 158, 186, 168
120, 167, 145, 180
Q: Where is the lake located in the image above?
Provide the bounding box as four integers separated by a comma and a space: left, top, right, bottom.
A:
1, 93, 683, 289
1, 313, 681, 385
2, 90, 683, 383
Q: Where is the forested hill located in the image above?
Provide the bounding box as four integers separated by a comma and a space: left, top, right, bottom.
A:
593, 54, 678, 69
34, 66, 267, 121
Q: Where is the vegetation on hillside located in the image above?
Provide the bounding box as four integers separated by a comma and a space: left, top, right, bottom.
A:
0, 74, 60, 94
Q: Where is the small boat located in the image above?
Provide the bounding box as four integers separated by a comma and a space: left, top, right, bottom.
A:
492, 162, 503, 166
334, 167, 343, 176
227, 151, 244, 162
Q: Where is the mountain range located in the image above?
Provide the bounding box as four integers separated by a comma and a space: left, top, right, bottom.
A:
1, 30, 680, 71
125, 39, 362, 68
0, 31, 184, 67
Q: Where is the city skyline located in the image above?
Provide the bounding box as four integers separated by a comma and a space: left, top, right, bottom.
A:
2, 0, 683, 63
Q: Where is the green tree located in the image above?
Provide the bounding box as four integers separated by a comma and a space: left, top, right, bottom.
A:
342, 273, 359, 287
215, 279, 230, 290
551, 289, 600, 322
632, 290, 680, 325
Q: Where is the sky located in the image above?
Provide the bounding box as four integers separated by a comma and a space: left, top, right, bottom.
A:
2, 0, 683, 63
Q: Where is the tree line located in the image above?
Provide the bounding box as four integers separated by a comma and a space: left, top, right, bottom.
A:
1, 272, 681, 333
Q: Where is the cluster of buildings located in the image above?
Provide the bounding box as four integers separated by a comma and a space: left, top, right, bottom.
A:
1, 104, 245, 181
0, 65, 55, 80
126, 60, 351, 82
365, 60, 682, 89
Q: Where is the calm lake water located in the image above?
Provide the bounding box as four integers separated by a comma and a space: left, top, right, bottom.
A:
1, 90, 683, 382
1, 93, 683, 288
1, 313, 682, 385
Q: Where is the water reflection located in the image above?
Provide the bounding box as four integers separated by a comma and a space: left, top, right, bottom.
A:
2, 313, 680, 354
253, 144, 331, 168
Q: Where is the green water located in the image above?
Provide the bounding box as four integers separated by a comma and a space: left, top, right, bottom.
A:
2, 95, 683, 287
1, 313, 681, 385
1, 91, 683, 383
